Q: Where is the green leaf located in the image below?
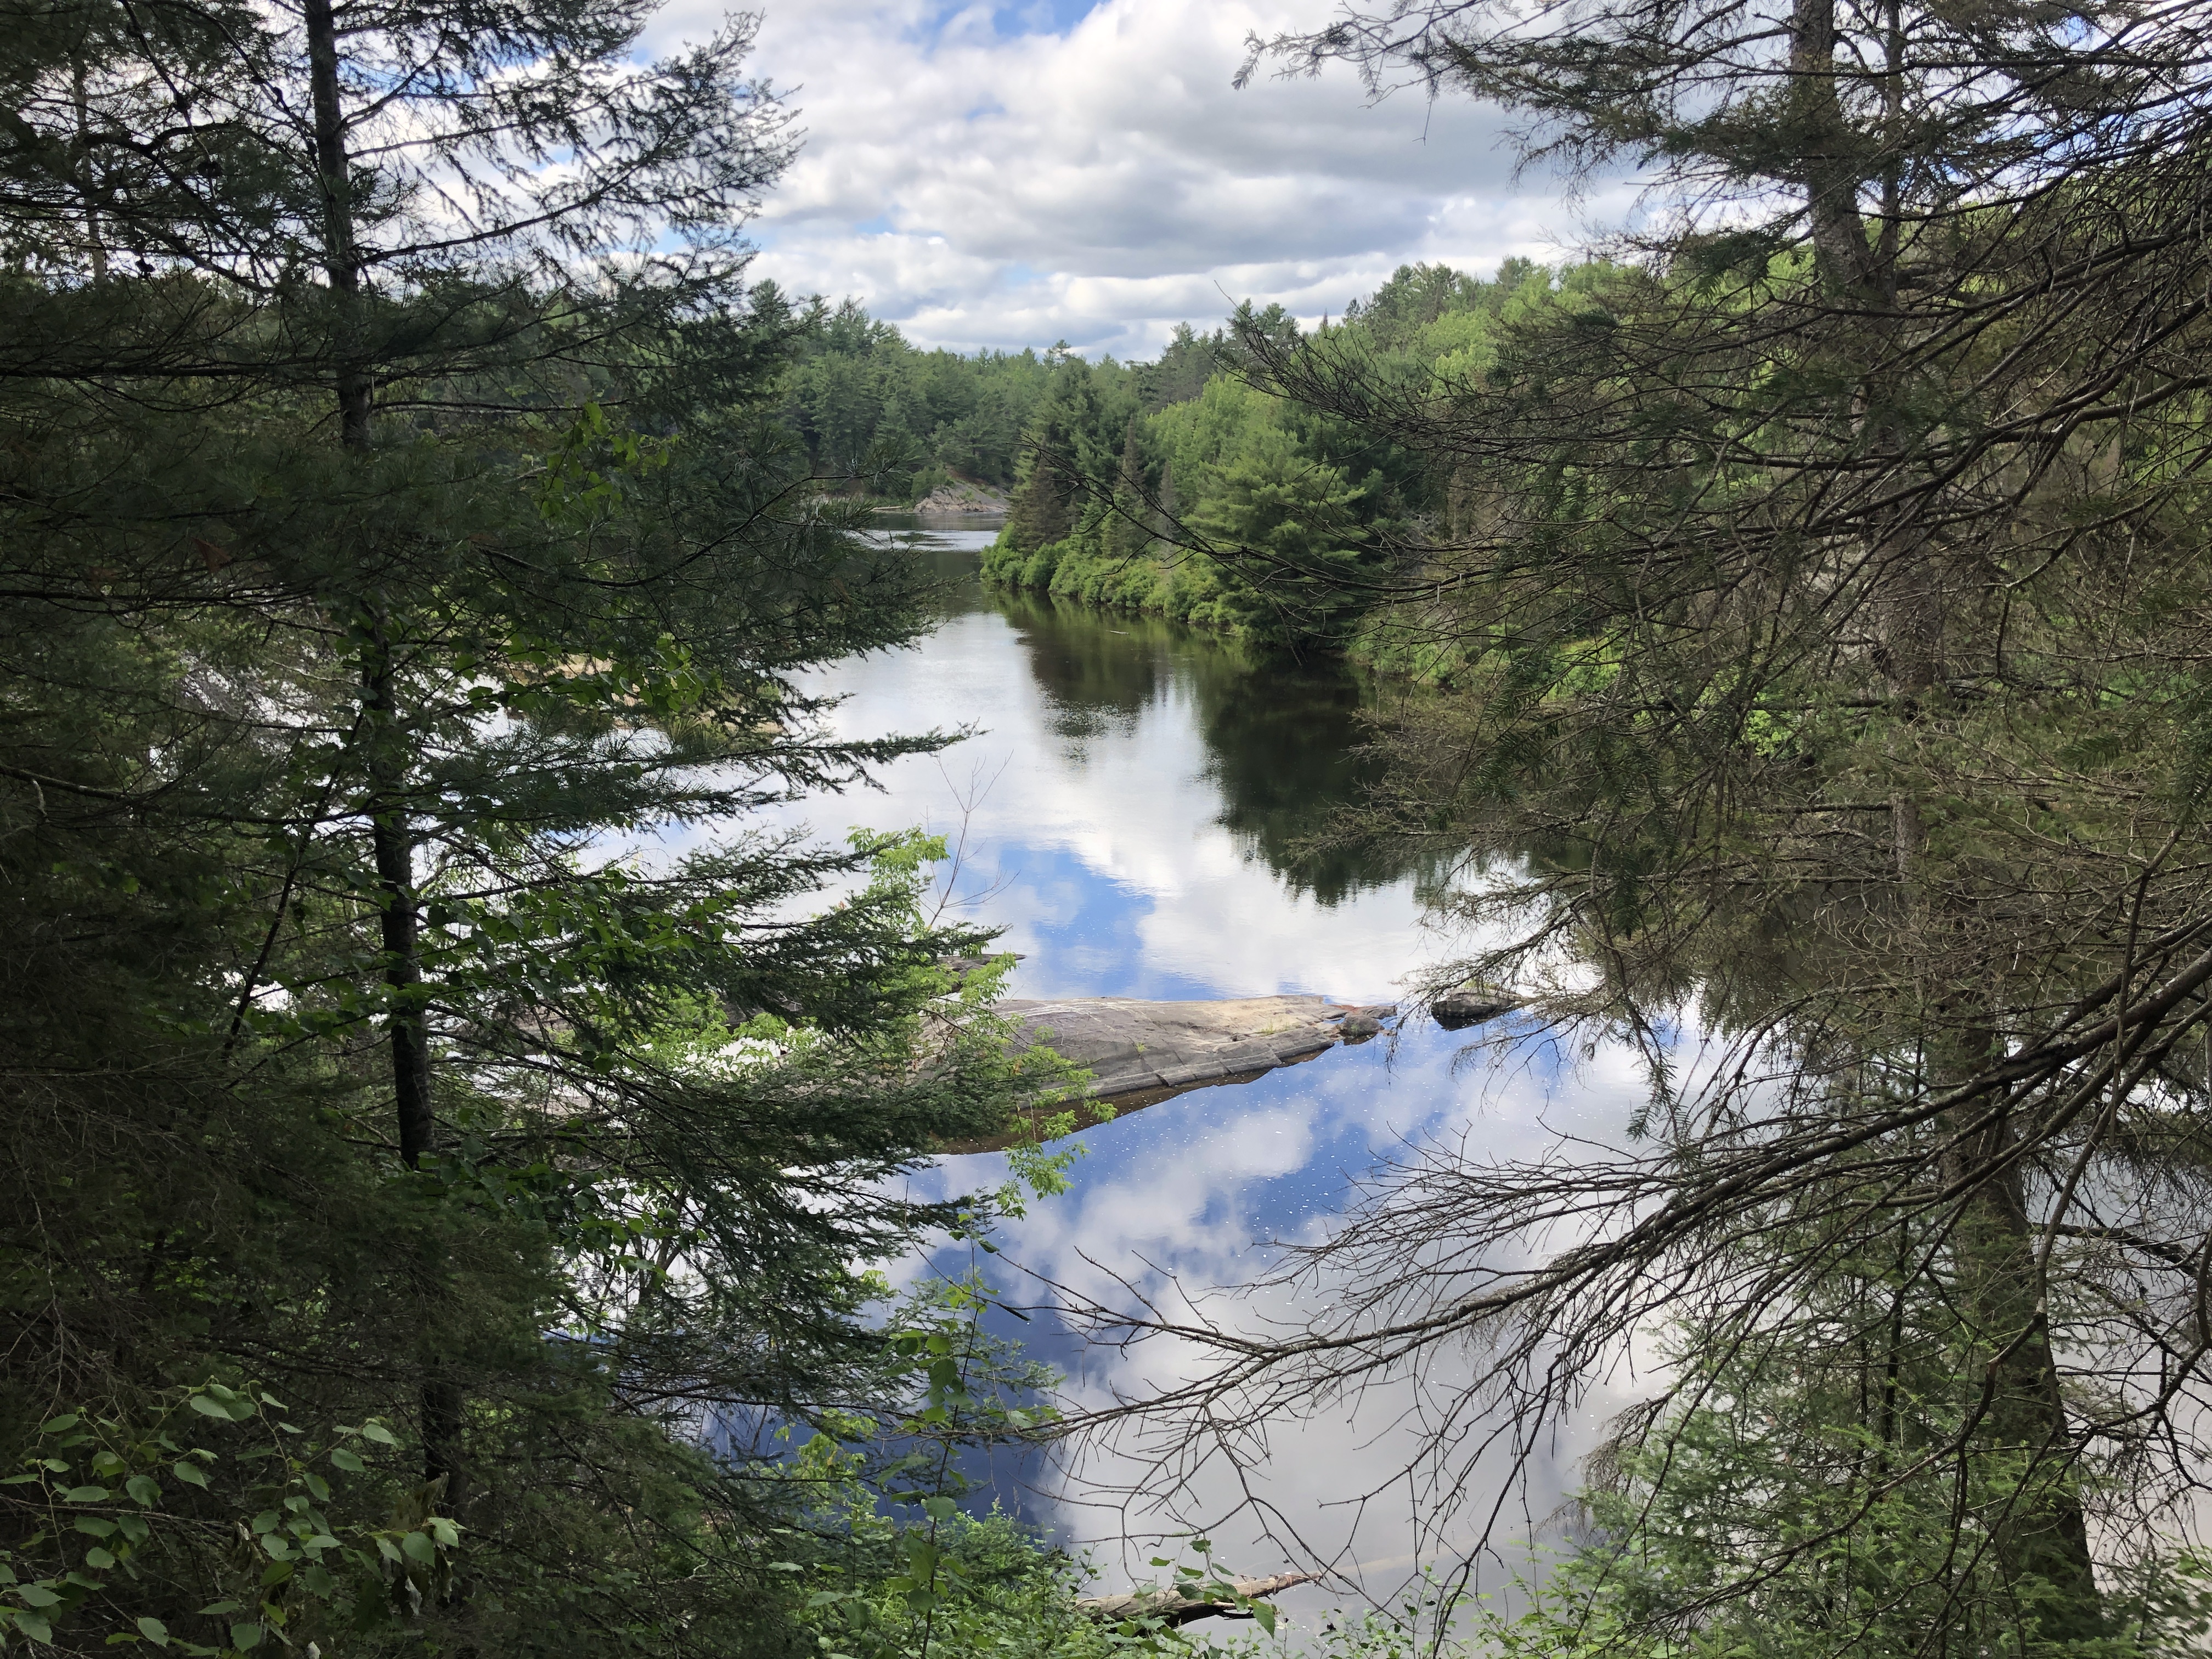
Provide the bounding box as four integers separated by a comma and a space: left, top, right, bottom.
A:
195, 1602, 241, 1617
357, 1423, 398, 1447
40, 1415, 81, 1434
229, 1623, 263, 1650
125, 1476, 159, 1508
136, 1617, 169, 1647
170, 1462, 207, 1489
921, 1495, 956, 1522
400, 1531, 435, 1563
186, 1398, 230, 1420
85, 1547, 116, 1569
61, 1486, 111, 1503
74, 1520, 117, 1539
1249, 1602, 1277, 1637
13, 1609, 53, 1643
259, 1563, 292, 1589
17, 1586, 61, 1607
326, 1449, 364, 1474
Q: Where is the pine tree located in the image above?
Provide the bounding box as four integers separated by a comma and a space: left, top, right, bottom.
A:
0, 2, 1045, 1650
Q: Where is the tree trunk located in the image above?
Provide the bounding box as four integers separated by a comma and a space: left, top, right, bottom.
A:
1940, 1094, 2101, 1637
300, 0, 460, 1506
302, 0, 373, 453
360, 635, 435, 1170
1788, 0, 2100, 1625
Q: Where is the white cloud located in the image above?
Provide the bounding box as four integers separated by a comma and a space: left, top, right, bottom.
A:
644, 0, 1615, 354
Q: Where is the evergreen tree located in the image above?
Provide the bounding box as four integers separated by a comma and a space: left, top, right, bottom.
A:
0, 1, 1049, 1652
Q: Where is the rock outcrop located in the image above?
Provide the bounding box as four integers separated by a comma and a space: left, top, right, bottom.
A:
911, 480, 1009, 514
1001, 993, 1391, 1100
1430, 987, 1520, 1029
938, 993, 1395, 1153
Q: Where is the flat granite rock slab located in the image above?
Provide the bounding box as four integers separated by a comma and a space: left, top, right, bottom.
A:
992, 993, 1397, 1100
933, 994, 1399, 1154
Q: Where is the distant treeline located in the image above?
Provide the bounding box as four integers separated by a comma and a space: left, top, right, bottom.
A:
775, 261, 1612, 661
767, 290, 1229, 502
983, 259, 1614, 660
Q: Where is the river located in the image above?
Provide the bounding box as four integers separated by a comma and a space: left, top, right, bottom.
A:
766, 517, 1650, 1627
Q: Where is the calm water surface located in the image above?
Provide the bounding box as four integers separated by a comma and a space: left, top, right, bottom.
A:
765, 517, 1651, 1616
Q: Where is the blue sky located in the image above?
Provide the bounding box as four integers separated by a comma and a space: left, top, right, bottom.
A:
644, 0, 1621, 357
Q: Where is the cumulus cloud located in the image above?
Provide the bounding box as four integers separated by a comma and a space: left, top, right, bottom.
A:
642, 0, 1619, 355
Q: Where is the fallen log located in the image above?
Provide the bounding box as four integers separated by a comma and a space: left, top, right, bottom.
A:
1077, 1571, 1322, 1626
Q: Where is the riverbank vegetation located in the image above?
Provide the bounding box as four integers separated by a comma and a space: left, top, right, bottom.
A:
769, 302, 1231, 511
1051, 2, 2212, 1656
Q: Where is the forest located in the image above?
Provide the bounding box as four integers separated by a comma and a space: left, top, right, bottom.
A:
12, 0, 2212, 1655
978, 260, 1584, 661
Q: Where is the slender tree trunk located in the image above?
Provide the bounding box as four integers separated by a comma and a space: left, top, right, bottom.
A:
361, 633, 435, 1170
300, 0, 462, 1507
302, 0, 373, 453
70, 53, 109, 282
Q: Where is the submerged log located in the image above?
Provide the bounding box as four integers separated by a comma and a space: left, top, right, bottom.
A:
1078, 1571, 1322, 1626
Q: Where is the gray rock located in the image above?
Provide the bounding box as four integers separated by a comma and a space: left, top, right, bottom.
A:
934, 994, 1404, 1153
997, 994, 1367, 1099
912, 481, 1011, 514
1431, 988, 1520, 1030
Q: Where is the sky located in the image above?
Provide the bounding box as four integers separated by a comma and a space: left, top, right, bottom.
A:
642, 0, 1625, 358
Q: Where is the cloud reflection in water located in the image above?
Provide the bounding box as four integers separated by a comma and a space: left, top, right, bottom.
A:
751, 536, 1656, 1616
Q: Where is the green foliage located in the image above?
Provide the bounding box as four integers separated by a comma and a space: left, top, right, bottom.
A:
1, 1386, 454, 1656
979, 263, 1583, 653
773, 299, 1058, 500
